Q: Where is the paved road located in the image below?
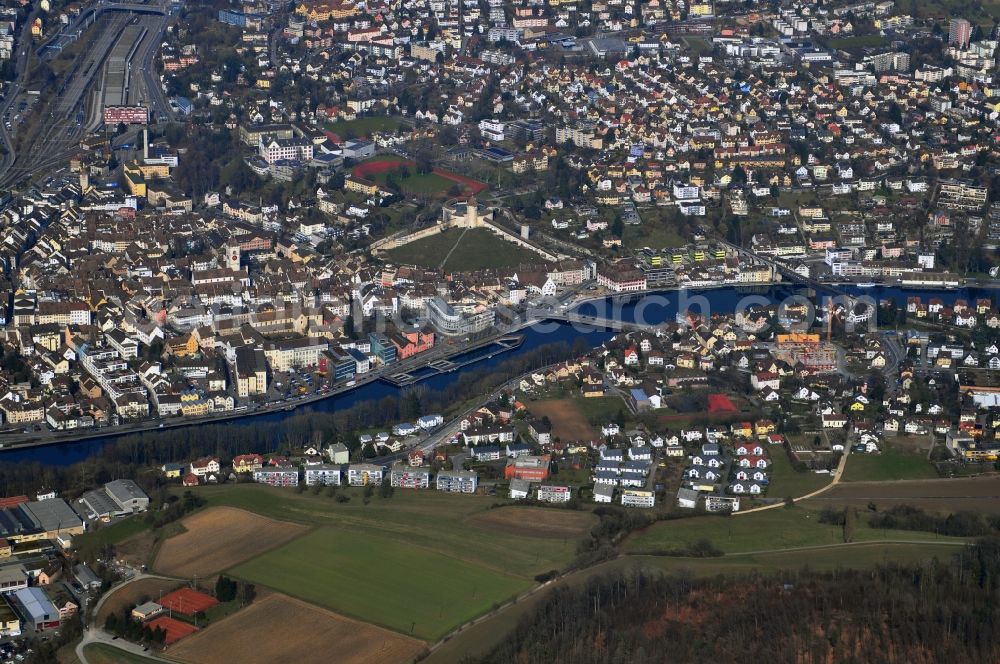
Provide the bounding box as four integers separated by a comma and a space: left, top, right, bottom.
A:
77, 571, 187, 664
734, 450, 848, 516
77, 628, 175, 664
722, 538, 968, 557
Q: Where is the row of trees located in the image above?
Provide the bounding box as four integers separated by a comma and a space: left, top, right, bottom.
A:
104, 610, 167, 646
215, 575, 256, 605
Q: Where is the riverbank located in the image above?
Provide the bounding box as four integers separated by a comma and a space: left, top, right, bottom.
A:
0, 281, 987, 462
0, 326, 530, 453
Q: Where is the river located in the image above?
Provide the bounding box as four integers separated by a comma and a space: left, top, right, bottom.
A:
0, 283, 985, 466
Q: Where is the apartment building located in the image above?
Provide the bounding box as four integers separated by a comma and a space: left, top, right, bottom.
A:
254, 468, 300, 487
390, 468, 431, 489
436, 470, 478, 493
621, 489, 656, 508
304, 465, 342, 486
536, 485, 571, 503
347, 463, 384, 486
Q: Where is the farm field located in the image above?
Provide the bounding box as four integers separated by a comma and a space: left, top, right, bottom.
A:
81, 644, 160, 664
96, 577, 181, 626
842, 448, 939, 482
188, 484, 580, 578
231, 528, 531, 641
805, 476, 1000, 513
465, 506, 596, 539
623, 506, 969, 555
524, 398, 602, 440
154, 506, 307, 577
766, 449, 832, 498
384, 227, 546, 271
170, 593, 425, 664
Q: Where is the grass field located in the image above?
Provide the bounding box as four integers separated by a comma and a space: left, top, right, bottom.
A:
81, 644, 160, 664
806, 476, 1000, 513
622, 219, 686, 251
385, 227, 547, 271
366, 166, 454, 196
465, 506, 596, 539
232, 528, 531, 641
326, 116, 403, 138
842, 449, 939, 482
154, 507, 307, 577
525, 398, 602, 440
170, 593, 424, 664
399, 172, 455, 195
629, 541, 966, 575
624, 506, 968, 555
189, 484, 581, 576
827, 35, 889, 53
766, 449, 832, 498
74, 516, 150, 560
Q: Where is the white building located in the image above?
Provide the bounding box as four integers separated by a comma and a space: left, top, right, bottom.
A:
621, 489, 655, 508
537, 485, 571, 503
347, 463, 384, 486
304, 465, 342, 486
259, 135, 314, 164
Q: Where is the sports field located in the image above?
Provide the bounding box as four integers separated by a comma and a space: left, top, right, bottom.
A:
385, 227, 546, 271
96, 578, 180, 626
159, 588, 218, 616
169, 593, 425, 664
231, 528, 531, 640
146, 615, 199, 644
154, 506, 307, 577
352, 158, 487, 196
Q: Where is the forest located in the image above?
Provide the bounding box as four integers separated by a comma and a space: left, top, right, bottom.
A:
475, 538, 1000, 664
0, 340, 580, 497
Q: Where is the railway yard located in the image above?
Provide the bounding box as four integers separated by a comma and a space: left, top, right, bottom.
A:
0, 2, 172, 189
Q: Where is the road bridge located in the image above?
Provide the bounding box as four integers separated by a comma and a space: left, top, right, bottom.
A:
532, 311, 666, 333
718, 239, 877, 327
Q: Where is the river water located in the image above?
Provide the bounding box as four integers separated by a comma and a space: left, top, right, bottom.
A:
1, 284, 985, 466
